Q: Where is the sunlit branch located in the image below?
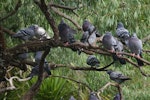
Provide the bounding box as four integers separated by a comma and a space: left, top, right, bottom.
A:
50, 6, 82, 30
0, 76, 31, 93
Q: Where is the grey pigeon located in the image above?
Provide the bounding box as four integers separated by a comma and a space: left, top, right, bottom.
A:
58, 19, 76, 44
114, 40, 126, 64
34, 51, 51, 76
89, 92, 99, 100
80, 31, 90, 45
113, 93, 121, 100
102, 32, 117, 52
116, 22, 130, 44
107, 70, 131, 84
17, 53, 28, 61
69, 96, 76, 100
12, 25, 50, 41
12, 25, 38, 41
127, 33, 144, 66
86, 55, 100, 67
102, 32, 126, 64
28, 61, 51, 78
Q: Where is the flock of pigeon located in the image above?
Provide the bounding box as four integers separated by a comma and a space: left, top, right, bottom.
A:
12, 19, 144, 100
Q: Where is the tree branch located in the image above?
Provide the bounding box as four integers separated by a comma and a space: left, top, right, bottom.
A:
0, 0, 22, 21
0, 76, 31, 93
50, 6, 82, 30
22, 48, 50, 100
34, 0, 59, 40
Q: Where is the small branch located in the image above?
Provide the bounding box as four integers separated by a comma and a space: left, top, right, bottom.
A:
0, 26, 16, 35
50, 6, 82, 30
51, 75, 92, 91
97, 82, 123, 100
49, 3, 78, 10
0, 0, 22, 21
142, 34, 150, 43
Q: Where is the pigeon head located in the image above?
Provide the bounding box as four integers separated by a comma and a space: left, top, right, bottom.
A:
117, 22, 124, 28
106, 70, 113, 74
132, 33, 137, 38
82, 20, 91, 32
29, 24, 39, 30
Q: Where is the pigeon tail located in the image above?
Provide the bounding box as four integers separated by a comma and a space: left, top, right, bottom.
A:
118, 58, 126, 64
136, 58, 144, 66
112, 54, 126, 64
136, 53, 144, 66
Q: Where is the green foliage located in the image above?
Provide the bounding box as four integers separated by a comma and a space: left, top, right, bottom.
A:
1, 0, 150, 100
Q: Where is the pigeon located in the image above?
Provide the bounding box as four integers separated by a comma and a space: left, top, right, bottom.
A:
113, 93, 121, 100
102, 32, 126, 64
17, 53, 28, 61
86, 55, 100, 67
69, 96, 76, 100
116, 22, 130, 44
127, 33, 144, 66
102, 32, 117, 52
58, 19, 76, 44
33, 51, 51, 76
12, 25, 50, 41
12, 25, 38, 41
28, 61, 51, 78
89, 92, 99, 100
106, 70, 131, 84
114, 40, 126, 64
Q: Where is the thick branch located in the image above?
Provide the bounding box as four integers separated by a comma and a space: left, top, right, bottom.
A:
22, 48, 50, 100
0, 0, 22, 21
34, 0, 59, 40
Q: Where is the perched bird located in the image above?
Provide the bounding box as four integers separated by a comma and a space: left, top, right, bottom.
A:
69, 96, 76, 100
114, 40, 126, 64
58, 19, 76, 45
127, 33, 144, 66
102, 32, 117, 52
89, 92, 99, 100
113, 93, 121, 100
86, 55, 100, 67
106, 70, 131, 84
28, 61, 51, 78
12, 25, 38, 41
82, 20, 92, 32
17, 53, 28, 61
12, 25, 50, 41
102, 32, 126, 64
116, 22, 130, 44
34, 51, 51, 76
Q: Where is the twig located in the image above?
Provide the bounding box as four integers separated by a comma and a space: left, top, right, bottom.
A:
97, 82, 123, 100
49, 3, 78, 10
50, 6, 82, 30
0, 26, 16, 35
0, 0, 22, 21
0, 76, 31, 93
